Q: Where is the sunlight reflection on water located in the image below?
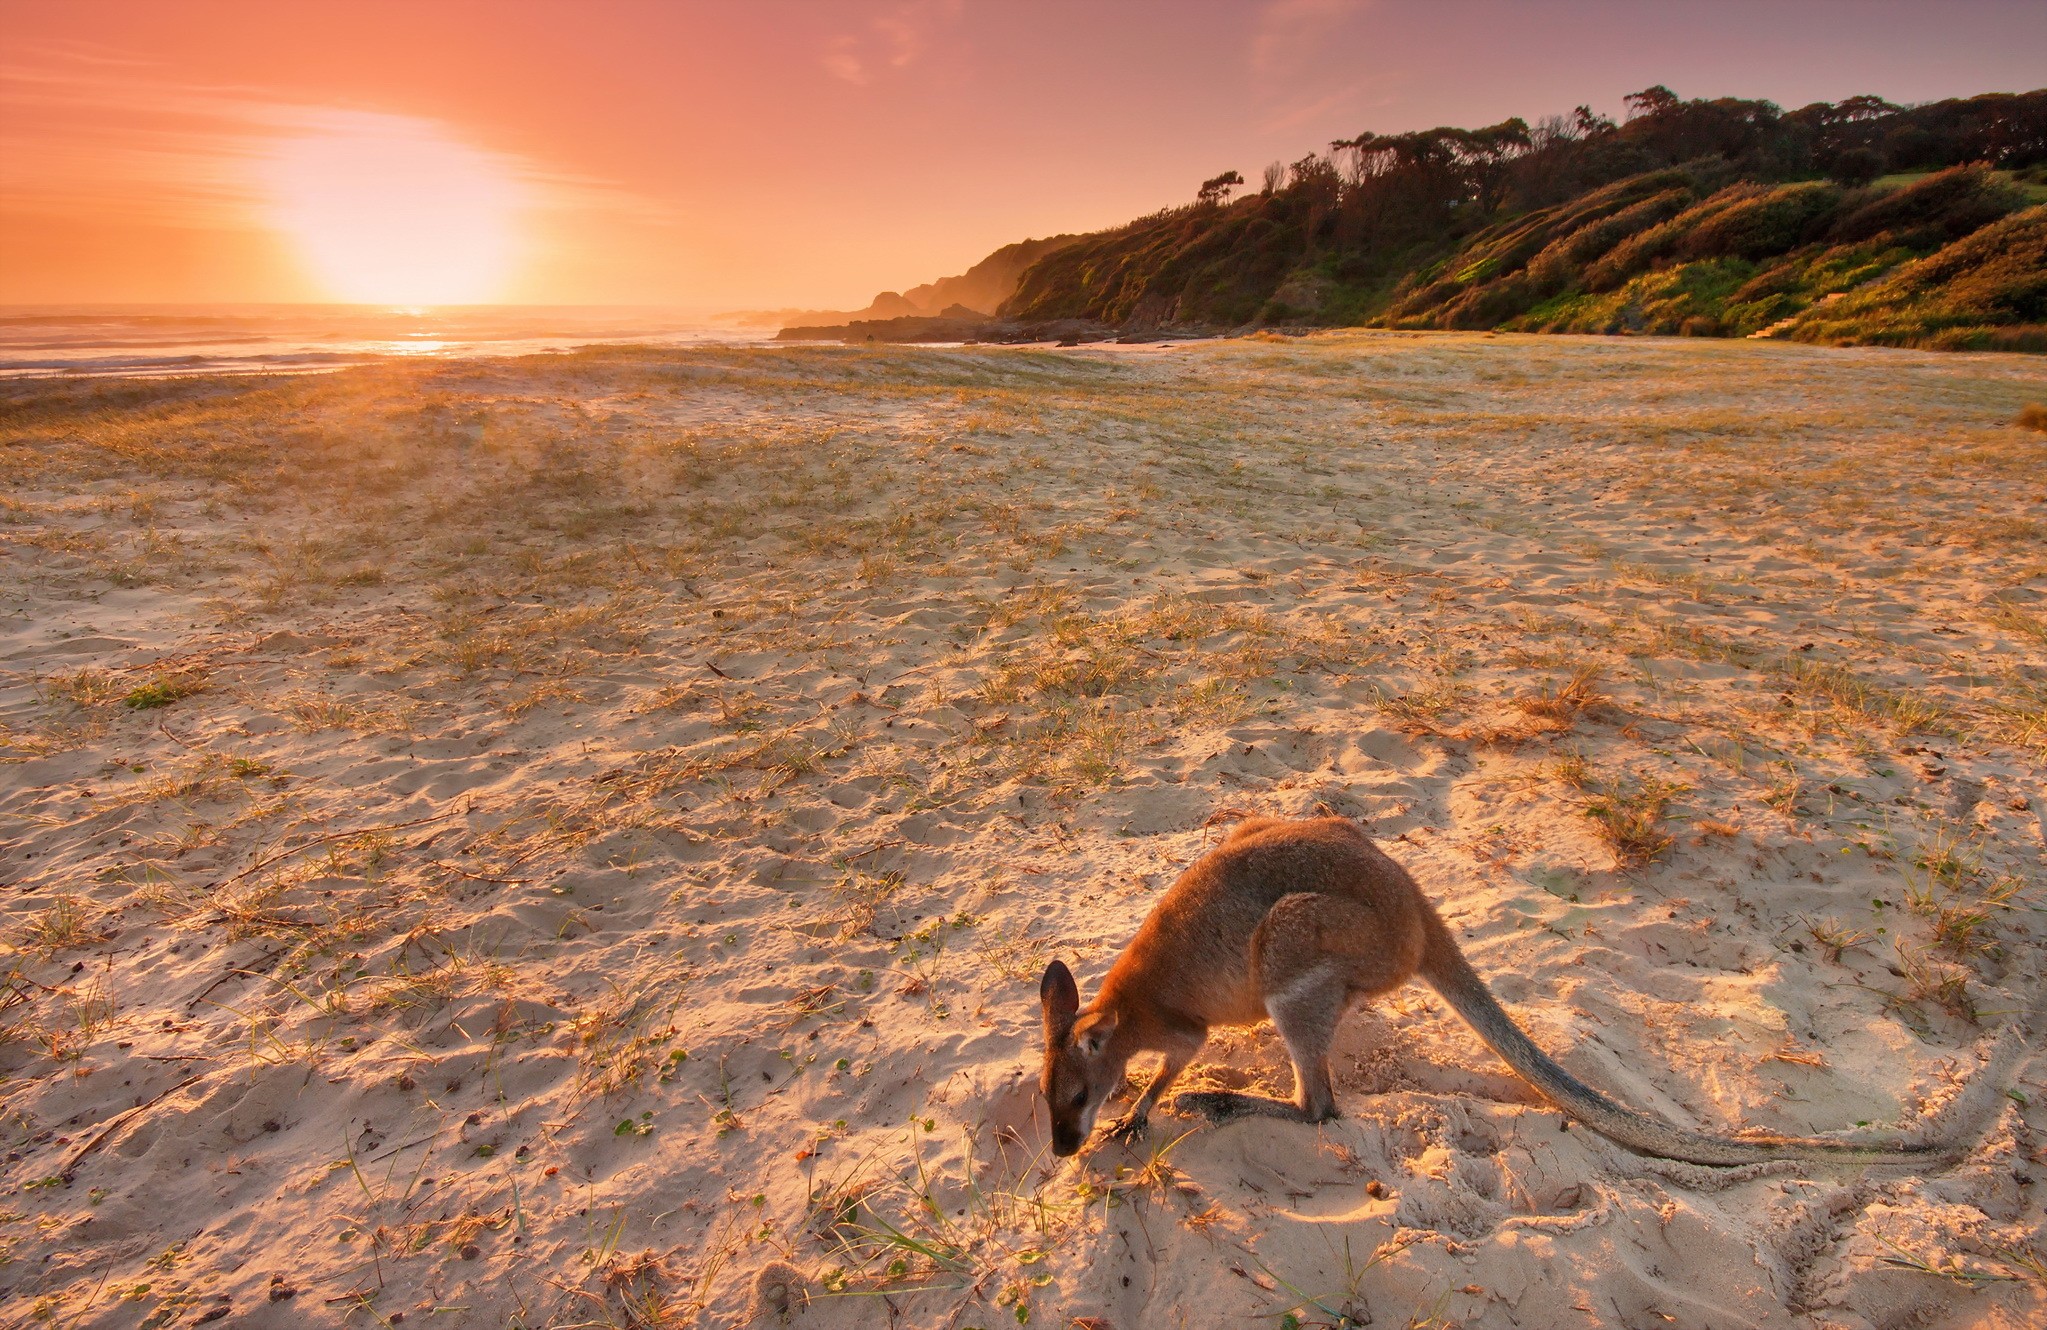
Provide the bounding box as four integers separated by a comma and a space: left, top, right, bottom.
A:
0, 305, 766, 378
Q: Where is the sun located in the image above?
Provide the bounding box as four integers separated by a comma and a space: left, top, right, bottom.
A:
262, 115, 525, 306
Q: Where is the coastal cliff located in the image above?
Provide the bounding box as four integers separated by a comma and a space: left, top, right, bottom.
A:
986, 87, 2047, 350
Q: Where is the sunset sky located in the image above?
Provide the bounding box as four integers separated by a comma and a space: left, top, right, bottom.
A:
4, 0, 2044, 311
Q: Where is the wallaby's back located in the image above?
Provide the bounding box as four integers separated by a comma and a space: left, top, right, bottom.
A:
1096, 817, 1426, 1030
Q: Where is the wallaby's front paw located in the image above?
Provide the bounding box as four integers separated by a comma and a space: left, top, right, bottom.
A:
1171, 1091, 1247, 1123
1106, 1113, 1149, 1145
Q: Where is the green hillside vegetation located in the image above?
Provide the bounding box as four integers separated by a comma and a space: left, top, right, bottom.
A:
1785, 203, 2047, 350
998, 87, 2047, 350
1392, 165, 2034, 340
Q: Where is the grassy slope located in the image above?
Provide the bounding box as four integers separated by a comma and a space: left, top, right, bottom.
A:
1005, 166, 2047, 350
1389, 166, 2041, 343
1787, 203, 2047, 350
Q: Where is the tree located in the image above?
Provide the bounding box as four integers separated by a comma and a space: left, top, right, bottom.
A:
1837, 94, 1901, 123
1624, 85, 1682, 120
1196, 170, 1244, 207
1829, 146, 1884, 186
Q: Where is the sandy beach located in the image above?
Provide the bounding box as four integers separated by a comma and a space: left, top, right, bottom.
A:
3, 331, 2045, 1328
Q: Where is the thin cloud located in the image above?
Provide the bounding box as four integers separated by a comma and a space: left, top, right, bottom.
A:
821, 0, 962, 86
1247, 0, 1380, 135
822, 36, 872, 87
1250, 0, 1368, 82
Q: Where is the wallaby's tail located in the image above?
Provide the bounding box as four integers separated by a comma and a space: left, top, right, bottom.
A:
1417, 915, 1938, 1166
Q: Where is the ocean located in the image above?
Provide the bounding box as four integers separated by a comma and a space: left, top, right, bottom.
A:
0, 305, 763, 378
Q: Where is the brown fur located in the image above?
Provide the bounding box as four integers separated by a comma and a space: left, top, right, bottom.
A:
1040, 816, 1939, 1165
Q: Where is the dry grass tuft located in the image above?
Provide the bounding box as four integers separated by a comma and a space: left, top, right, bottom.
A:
1896, 943, 1975, 1020
12, 896, 114, 957
1580, 776, 1683, 868
1374, 681, 1469, 735
1515, 665, 1606, 723
41, 667, 124, 709
1807, 916, 1872, 961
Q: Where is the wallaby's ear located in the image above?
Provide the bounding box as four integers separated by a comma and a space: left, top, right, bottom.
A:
1039, 960, 1079, 1024
1072, 1010, 1118, 1056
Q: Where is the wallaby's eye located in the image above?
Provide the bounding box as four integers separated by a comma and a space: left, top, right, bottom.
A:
1070, 1090, 1087, 1109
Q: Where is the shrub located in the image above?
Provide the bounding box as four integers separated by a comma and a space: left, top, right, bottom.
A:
1585, 184, 1772, 291
1678, 182, 1840, 261
1829, 165, 2024, 247
1525, 187, 1694, 288
1829, 147, 1884, 186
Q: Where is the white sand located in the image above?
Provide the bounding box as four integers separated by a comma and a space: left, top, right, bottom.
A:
2, 332, 2044, 1328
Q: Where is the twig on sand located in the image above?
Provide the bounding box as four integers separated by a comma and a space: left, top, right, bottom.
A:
61, 1071, 212, 1177
366, 1132, 440, 1164
213, 808, 467, 888
158, 720, 200, 750
431, 859, 535, 885
183, 947, 283, 1011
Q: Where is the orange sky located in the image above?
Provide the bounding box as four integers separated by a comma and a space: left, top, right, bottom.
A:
4, 0, 2044, 310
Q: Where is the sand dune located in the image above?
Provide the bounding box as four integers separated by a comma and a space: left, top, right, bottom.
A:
2, 332, 2044, 1328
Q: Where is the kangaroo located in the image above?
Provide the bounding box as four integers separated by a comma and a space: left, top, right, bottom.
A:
1039, 815, 1939, 1165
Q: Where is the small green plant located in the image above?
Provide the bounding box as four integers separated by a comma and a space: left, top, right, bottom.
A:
1995, 1244, 2047, 1285
1549, 750, 1592, 789
1249, 1232, 1411, 1330
1909, 828, 1978, 894
44, 667, 123, 708
827, 867, 905, 937
1373, 680, 1468, 733
122, 671, 207, 709
1762, 763, 1804, 814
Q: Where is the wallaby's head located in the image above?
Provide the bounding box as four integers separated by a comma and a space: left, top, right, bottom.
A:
1038, 960, 1121, 1157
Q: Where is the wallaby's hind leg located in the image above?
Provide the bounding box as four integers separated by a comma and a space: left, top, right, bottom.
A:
1175, 962, 1347, 1124
1176, 891, 1413, 1126
1267, 963, 1347, 1119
